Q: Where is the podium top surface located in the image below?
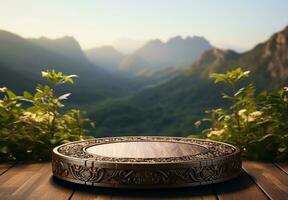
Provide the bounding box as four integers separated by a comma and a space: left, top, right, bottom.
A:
85, 141, 208, 158
53, 136, 239, 164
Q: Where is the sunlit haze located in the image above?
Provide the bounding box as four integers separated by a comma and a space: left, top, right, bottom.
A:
0, 0, 287, 53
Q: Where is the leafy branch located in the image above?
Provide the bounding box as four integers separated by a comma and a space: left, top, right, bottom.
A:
0, 69, 94, 162
195, 68, 288, 161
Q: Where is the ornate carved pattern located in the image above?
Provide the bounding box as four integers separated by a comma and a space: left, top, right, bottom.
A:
56, 136, 237, 163
52, 156, 241, 186
68, 165, 105, 182
52, 158, 69, 177
52, 137, 241, 187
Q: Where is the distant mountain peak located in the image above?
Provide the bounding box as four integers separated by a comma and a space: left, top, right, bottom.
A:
262, 26, 288, 57
0, 29, 24, 41
202, 48, 238, 61
85, 45, 124, 72
167, 36, 183, 43
144, 39, 163, 47
166, 35, 210, 45
119, 35, 213, 73
35, 36, 78, 44
190, 35, 205, 40
187, 25, 288, 87
87, 45, 123, 54
55, 36, 80, 46
136, 35, 213, 53
194, 48, 228, 67
29, 36, 85, 60
260, 25, 288, 81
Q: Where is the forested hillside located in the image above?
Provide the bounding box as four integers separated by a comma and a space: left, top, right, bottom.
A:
1, 26, 287, 136
0, 30, 140, 104
88, 26, 288, 136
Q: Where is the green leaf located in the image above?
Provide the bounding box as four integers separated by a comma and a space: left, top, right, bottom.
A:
222, 93, 233, 99
22, 91, 34, 102
210, 73, 226, 83
0, 145, 8, 154
257, 134, 275, 142
278, 146, 287, 153
50, 139, 58, 145
7, 90, 17, 98
58, 93, 71, 100
64, 78, 74, 84
41, 71, 48, 77
234, 88, 245, 96
66, 75, 78, 79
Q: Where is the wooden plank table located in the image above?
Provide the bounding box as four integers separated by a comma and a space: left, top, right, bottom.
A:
0, 161, 287, 200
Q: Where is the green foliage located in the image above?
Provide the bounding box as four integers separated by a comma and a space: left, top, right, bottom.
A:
195, 68, 288, 161
41, 70, 78, 85
210, 68, 250, 85
0, 70, 93, 162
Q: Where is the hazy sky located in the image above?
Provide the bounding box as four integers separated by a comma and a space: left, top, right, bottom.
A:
0, 0, 288, 52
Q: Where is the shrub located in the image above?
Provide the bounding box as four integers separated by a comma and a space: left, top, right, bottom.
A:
0, 70, 94, 162
194, 68, 288, 161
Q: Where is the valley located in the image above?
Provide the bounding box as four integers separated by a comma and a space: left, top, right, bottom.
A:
1, 26, 287, 137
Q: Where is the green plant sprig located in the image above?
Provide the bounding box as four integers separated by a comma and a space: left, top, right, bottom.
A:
0, 69, 94, 162
195, 68, 288, 161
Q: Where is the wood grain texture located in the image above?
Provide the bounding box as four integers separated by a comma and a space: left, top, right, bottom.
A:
72, 185, 217, 200
71, 192, 111, 200
214, 170, 268, 200
275, 163, 288, 175
0, 163, 14, 176
0, 163, 73, 200
86, 141, 207, 158
0, 161, 288, 200
243, 161, 288, 200
110, 187, 217, 200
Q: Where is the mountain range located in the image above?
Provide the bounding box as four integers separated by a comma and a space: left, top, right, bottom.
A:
0, 30, 139, 104
0, 26, 287, 137
85, 36, 213, 79
28, 36, 87, 61
189, 26, 288, 89
87, 26, 288, 136
85, 46, 124, 72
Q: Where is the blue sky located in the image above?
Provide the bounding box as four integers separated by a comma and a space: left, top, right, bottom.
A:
0, 0, 287, 52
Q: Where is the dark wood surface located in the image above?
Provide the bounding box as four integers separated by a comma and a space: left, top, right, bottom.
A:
0, 161, 287, 200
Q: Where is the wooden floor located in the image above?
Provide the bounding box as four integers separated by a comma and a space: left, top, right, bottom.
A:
0, 161, 287, 200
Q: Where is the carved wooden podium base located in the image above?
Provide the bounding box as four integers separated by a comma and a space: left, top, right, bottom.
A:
52, 136, 241, 188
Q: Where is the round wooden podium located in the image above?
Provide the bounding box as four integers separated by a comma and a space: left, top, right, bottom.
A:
52, 136, 241, 188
